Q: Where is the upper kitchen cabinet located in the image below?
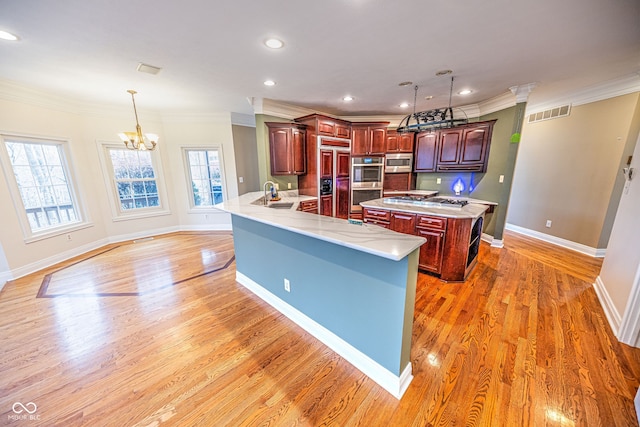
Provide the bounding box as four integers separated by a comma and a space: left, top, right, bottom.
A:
296, 114, 351, 140
414, 120, 496, 173
266, 122, 307, 175
386, 130, 414, 153
351, 122, 389, 156
414, 132, 438, 172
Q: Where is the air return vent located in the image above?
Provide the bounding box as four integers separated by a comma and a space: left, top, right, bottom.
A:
528, 105, 571, 123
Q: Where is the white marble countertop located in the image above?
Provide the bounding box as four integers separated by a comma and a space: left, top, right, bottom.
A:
215, 191, 426, 261
361, 196, 492, 219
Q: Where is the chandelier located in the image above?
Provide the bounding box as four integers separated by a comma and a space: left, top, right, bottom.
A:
396, 76, 468, 133
118, 90, 158, 150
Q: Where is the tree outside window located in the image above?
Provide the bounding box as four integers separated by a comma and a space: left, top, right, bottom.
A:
186, 149, 224, 206
108, 149, 160, 211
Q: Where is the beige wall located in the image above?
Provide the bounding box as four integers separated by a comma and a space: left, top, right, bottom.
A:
0, 92, 237, 281
507, 93, 640, 248
598, 125, 640, 319
232, 124, 260, 195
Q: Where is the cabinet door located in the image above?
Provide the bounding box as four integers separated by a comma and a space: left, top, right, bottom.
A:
335, 177, 350, 219
335, 123, 351, 139
369, 127, 387, 155
317, 118, 336, 136
320, 150, 333, 179
390, 211, 416, 234
416, 228, 444, 274
320, 195, 333, 216
414, 132, 438, 172
351, 126, 368, 156
336, 152, 350, 178
460, 125, 490, 167
438, 129, 463, 165
292, 128, 306, 174
269, 128, 291, 175
398, 132, 414, 153
386, 132, 399, 152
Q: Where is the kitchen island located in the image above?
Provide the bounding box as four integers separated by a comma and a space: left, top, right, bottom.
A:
361, 196, 494, 281
215, 191, 425, 398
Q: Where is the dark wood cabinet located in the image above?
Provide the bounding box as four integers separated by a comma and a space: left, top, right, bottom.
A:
320, 150, 333, 179
415, 214, 447, 274
301, 115, 351, 140
414, 132, 438, 173
386, 130, 414, 153
391, 211, 416, 235
362, 207, 391, 228
297, 199, 318, 214
320, 195, 333, 217
336, 151, 350, 177
351, 123, 388, 156
383, 172, 416, 192
266, 122, 306, 175
336, 178, 350, 219
414, 120, 496, 173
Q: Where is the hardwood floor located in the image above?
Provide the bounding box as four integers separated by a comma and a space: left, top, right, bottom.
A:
0, 230, 638, 426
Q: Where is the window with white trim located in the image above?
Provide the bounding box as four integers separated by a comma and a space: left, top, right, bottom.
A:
0, 136, 87, 240
184, 148, 225, 207
97, 143, 170, 221
108, 149, 159, 210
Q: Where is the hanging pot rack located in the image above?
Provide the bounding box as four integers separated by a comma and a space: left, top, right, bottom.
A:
396, 76, 469, 133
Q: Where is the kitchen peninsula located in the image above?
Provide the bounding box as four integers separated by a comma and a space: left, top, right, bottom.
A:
215, 191, 425, 398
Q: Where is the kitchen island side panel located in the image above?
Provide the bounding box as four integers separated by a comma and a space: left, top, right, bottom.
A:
230, 214, 415, 376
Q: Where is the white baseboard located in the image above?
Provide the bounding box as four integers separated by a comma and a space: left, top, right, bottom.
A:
236, 271, 412, 399
505, 223, 606, 258
593, 276, 622, 336
481, 233, 504, 248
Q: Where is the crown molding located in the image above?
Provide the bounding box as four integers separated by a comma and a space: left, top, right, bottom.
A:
251, 97, 317, 119
525, 73, 640, 115
478, 91, 517, 116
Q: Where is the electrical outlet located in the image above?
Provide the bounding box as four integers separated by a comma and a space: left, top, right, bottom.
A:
275, 183, 280, 190
499, 175, 504, 183
284, 278, 291, 292
288, 183, 292, 189
546, 220, 552, 228
238, 176, 244, 183
66, 234, 72, 241
436, 178, 442, 184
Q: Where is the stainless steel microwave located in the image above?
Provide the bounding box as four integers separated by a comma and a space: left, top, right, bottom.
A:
385, 153, 413, 173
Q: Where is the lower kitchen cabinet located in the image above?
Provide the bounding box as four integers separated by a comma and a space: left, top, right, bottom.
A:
335, 178, 350, 219
297, 199, 318, 214
362, 207, 390, 228
415, 227, 445, 274
320, 195, 333, 217
390, 211, 416, 235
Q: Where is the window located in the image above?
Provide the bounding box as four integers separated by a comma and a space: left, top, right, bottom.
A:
108, 149, 159, 210
0, 136, 88, 241
97, 143, 170, 221
184, 148, 225, 208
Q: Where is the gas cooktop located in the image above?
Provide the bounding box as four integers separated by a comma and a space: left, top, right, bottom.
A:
383, 196, 469, 209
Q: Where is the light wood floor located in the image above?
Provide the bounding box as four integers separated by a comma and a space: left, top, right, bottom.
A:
0, 230, 638, 426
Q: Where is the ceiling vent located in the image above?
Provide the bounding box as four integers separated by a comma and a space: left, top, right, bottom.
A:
136, 63, 162, 75
528, 105, 571, 123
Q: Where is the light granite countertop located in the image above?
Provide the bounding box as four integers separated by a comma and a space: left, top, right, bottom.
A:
214, 191, 426, 261
361, 195, 494, 219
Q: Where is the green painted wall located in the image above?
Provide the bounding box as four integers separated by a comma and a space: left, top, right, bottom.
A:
416, 104, 524, 241
255, 114, 298, 192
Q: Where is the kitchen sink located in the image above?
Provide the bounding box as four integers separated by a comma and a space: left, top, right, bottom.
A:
268, 202, 294, 209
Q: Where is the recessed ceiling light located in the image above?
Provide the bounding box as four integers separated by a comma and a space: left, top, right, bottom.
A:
0, 30, 19, 41
264, 80, 276, 86
343, 96, 354, 101
264, 38, 284, 49
458, 89, 472, 95
399, 102, 409, 108
424, 95, 433, 100
398, 81, 413, 87
435, 69, 453, 76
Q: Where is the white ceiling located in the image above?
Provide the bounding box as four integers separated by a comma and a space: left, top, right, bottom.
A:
1, 0, 639, 117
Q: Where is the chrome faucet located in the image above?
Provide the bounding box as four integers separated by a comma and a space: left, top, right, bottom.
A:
263, 180, 276, 205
